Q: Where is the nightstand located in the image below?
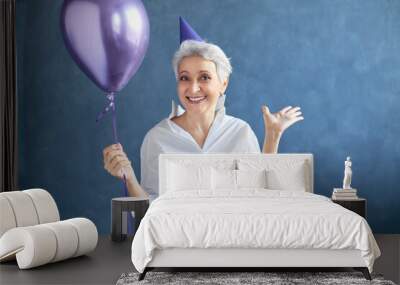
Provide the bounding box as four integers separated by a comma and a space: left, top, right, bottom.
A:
111, 197, 149, 242
332, 198, 366, 218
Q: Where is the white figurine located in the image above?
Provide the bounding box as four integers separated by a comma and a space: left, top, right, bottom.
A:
342, 156, 352, 189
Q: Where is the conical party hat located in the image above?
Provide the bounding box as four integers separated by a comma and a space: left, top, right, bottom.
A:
179, 17, 203, 44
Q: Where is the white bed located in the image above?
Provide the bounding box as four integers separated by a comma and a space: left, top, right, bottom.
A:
131, 154, 380, 280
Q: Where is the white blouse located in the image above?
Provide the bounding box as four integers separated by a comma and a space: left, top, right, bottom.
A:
140, 97, 261, 200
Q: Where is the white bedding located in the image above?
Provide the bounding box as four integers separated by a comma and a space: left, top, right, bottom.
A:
131, 190, 380, 273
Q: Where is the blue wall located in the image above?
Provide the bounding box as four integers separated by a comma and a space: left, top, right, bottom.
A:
17, 0, 400, 234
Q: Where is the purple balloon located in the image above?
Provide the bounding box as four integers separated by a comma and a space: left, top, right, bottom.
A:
60, 0, 150, 93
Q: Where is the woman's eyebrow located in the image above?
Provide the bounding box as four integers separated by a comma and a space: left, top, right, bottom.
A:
179, 70, 211, 75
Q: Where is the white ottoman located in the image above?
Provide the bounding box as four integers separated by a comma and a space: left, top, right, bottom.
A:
0, 189, 98, 269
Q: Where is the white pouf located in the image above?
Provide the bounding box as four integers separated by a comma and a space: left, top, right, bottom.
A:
0, 189, 98, 269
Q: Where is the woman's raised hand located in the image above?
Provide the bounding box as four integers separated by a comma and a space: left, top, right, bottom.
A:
103, 143, 134, 182
262, 105, 304, 135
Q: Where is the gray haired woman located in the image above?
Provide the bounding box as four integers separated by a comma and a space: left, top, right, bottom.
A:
103, 39, 303, 200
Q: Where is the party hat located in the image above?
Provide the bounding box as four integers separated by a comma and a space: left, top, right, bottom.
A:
179, 16, 203, 44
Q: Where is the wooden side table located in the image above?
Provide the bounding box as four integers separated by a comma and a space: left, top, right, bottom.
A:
111, 197, 149, 242
332, 198, 366, 218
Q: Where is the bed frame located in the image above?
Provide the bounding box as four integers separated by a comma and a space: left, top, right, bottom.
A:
138, 154, 371, 280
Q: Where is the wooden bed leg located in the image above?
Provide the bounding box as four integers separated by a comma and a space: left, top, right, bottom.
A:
362, 268, 372, 280
354, 267, 371, 280
138, 268, 148, 281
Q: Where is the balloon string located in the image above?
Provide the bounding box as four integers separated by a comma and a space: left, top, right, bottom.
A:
97, 92, 133, 235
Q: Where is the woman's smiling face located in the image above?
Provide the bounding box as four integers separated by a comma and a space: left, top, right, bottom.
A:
177, 56, 228, 115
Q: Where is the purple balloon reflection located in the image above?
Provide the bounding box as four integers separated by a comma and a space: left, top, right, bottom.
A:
60, 0, 150, 93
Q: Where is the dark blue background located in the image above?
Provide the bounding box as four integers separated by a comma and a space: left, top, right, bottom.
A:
16, 0, 400, 233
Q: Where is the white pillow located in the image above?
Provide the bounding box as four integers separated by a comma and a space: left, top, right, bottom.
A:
266, 167, 307, 191
212, 169, 237, 190
237, 159, 308, 191
236, 169, 268, 189
211, 168, 268, 190
167, 162, 212, 191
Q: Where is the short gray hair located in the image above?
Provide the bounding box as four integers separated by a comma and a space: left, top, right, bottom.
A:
172, 40, 232, 82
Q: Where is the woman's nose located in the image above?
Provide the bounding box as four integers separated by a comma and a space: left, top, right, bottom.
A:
189, 81, 200, 93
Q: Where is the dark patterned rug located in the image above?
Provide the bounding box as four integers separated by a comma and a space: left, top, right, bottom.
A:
116, 271, 396, 285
